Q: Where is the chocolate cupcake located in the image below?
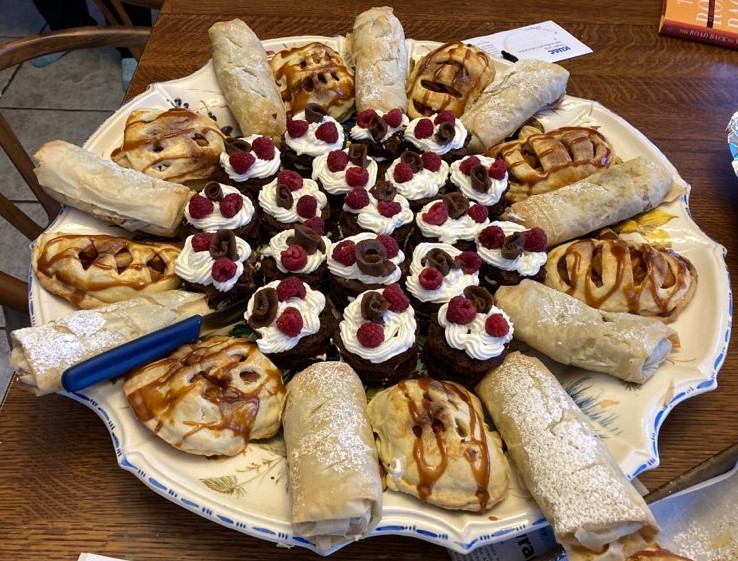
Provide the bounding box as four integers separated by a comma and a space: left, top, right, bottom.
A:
447, 155, 509, 219
183, 182, 260, 244
403, 110, 470, 164
349, 108, 409, 164
280, 103, 345, 176
245, 277, 336, 372
412, 192, 490, 252
384, 150, 449, 211
211, 135, 281, 198
260, 223, 332, 291
334, 285, 419, 387
422, 286, 513, 388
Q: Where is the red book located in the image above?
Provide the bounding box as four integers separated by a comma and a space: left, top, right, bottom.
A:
659, 0, 738, 49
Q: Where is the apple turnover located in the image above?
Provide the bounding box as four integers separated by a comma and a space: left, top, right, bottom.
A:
32, 232, 182, 309
367, 378, 509, 512
406, 41, 495, 119
271, 42, 355, 122
124, 337, 286, 456
111, 107, 226, 184
487, 125, 616, 203
545, 230, 698, 322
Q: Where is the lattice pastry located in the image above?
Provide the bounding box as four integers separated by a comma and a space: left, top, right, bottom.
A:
270, 42, 355, 122
112, 107, 226, 184
487, 125, 615, 203
545, 230, 698, 323
123, 337, 286, 456
32, 232, 182, 309
406, 41, 495, 119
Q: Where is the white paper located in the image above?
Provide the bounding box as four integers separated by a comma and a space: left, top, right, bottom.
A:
466, 21, 592, 63
447, 526, 557, 561
78, 555, 129, 561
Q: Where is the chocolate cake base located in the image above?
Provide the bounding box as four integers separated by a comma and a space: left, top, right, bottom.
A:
261, 258, 329, 292
337, 213, 414, 250
181, 255, 262, 310
334, 334, 419, 388
328, 261, 410, 313
480, 264, 546, 294
209, 167, 277, 200
406, 227, 476, 254
280, 143, 318, 178
260, 206, 332, 241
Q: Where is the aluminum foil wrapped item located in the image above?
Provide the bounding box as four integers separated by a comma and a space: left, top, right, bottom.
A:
728, 110, 738, 178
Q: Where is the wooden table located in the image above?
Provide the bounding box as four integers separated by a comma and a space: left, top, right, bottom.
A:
2, 1, 737, 559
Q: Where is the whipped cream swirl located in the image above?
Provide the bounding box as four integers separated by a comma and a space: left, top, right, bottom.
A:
245, 280, 326, 354
384, 158, 449, 201
405, 242, 480, 304
328, 231, 405, 285
184, 184, 255, 232
449, 155, 508, 206
339, 289, 416, 363
416, 200, 490, 244
219, 134, 281, 182
284, 110, 345, 157
405, 113, 468, 155
350, 109, 409, 143
311, 149, 379, 195
258, 177, 327, 224
438, 303, 514, 360
262, 229, 332, 274
175, 234, 252, 293
476, 221, 547, 276
343, 192, 414, 235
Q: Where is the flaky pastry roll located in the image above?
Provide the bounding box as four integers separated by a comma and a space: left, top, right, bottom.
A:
475, 352, 660, 561
503, 157, 674, 248
352, 6, 408, 113
282, 362, 382, 552
208, 19, 287, 142
495, 280, 678, 384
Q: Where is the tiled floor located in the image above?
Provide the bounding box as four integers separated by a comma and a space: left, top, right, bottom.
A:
1, 0, 133, 394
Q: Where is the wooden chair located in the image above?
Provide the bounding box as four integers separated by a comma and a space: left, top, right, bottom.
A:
91, 0, 163, 60
0, 26, 151, 330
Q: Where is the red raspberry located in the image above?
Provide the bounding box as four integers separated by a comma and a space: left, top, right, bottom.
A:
479, 225, 506, 249
251, 137, 275, 160
377, 200, 402, 217
459, 156, 481, 176
356, 108, 377, 128
446, 295, 477, 324
345, 166, 369, 188
331, 240, 356, 266
489, 158, 508, 180
296, 195, 318, 219
303, 216, 326, 235
276, 306, 304, 337
382, 283, 410, 312
393, 162, 414, 183
191, 232, 212, 252
286, 118, 309, 138
315, 122, 339, 144
276, 276, 306, 301
356, 322, 385, 348
277, 170, 303, 191
211, 257, 237, 282
422, 201, 448, 226
421, 151, 442, 172
229, 151, 255, 174
467, 204, 489, 223
344, 187, 370, 209
434, 110, 456, 125
384, 108, 403, 128
418, 267, 443, 290
219, 192, 244, 218
327, 149, 349, 172
455, 251, 482, 274
485, 313, 510, 338
377, 234, 399, 259
523, 227, 548, 252
188, 194, 214, 219
414, 118, 434, 139
280, 244, 308, 271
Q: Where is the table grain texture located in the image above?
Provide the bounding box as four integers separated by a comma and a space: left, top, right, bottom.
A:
1, 1, 736, 559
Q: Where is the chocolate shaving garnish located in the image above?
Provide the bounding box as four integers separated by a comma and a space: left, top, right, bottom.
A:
399, 151, 423, 173
203, 181, 224, 202
247, 287, 279, 329
434, 122, 455, 145
355, 239, 397, 277
225, 137, 252, 155
370, 180, 397, 201
422, 248, 456, 276
289, 223, 325, 255
361, 291, 389, 323
348, 143, 369, 169
209, 229, 238, 260
276, 184, 294, 210
442, 192, 469, 220
463, 286, 495, 314
501, 232, 526, 260
304, 103, 327, 124
470, 164, 492, 193
367, 113, 388, 142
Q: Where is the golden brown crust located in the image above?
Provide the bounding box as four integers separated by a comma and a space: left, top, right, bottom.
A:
626, 546, 694, 560
406, 41, 495, 119
32, 232, 182, 309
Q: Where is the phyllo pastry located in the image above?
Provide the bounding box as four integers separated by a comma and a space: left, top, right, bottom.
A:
367, 378, 509, 512
282, 362, 382, 551
124, 337, 285, 456
111, 107, 226, 184
476, 352, 660, 561
33, 232, 181, 309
